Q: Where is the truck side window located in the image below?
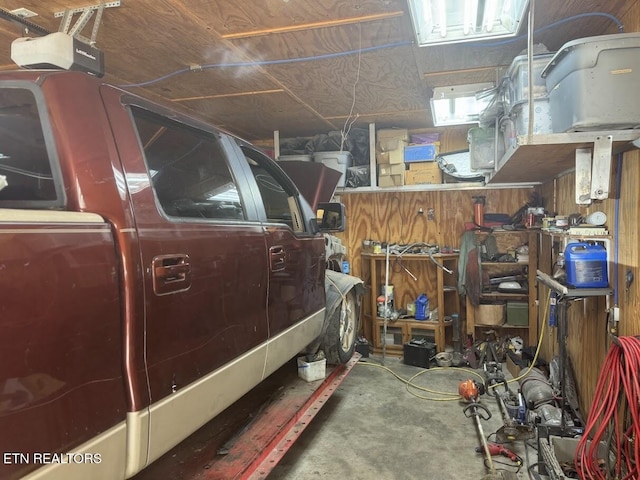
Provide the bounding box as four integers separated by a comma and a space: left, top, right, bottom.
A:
131, 107, 245, 221
0, 86, 61, 206
240, 146, 304, 233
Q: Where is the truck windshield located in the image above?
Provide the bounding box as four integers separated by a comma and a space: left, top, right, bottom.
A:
0, 86, 58, 205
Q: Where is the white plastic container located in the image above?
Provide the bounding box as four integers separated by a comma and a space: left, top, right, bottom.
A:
297, 356, 326, 382
510, 97, 553, 136
468, 127, 504, 171
277, 154, 313, 162
314, 151, 353, 187
500, 116, 517, 151
504, 53, 554, 114
542, 32, 640, 132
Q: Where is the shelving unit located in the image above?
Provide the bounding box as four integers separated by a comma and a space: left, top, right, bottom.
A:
465, 230, 538, 346
362, 252, 459, 353
487, 129, 640, 184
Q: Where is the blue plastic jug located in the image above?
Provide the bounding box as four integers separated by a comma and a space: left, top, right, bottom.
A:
564, 242, 608, 288
415, 294, 429, 320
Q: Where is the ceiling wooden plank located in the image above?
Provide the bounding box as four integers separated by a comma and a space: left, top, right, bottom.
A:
220, 11, 405, 39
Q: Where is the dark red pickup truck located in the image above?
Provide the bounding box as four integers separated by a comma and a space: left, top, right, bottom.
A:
0, 70, 361, 479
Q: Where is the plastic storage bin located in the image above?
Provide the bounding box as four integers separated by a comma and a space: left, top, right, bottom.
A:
297, 356, 327, 382
506, 302, 529, 326
504, 53, 554, 113
510, 97, 553, 136
542, 32, 640, 132
468, 127, 504, 171
314, 151, 353, 187
277, 154, 313, 162
404, 144, 438, 162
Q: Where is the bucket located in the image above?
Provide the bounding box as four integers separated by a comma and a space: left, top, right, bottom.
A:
564, 242, 608, 288
415, 294, 429, 321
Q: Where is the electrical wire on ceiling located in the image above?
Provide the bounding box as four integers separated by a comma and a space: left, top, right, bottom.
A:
339, 23, 362, 152
116, 11, 625, 89
117, 40, 411, 88
478, 12, 624, 47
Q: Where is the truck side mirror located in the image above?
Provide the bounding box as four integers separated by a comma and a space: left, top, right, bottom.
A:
316, 202, 345, 232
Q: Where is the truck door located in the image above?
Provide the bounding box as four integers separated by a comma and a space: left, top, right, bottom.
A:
101, 91, 270, 467
234, 145, 326, 375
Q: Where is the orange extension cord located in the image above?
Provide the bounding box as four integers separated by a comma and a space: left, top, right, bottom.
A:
575, 336, 640, 480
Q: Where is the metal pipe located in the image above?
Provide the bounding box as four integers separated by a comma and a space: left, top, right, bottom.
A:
527, 0, 536, 140
382, 245, 391, 365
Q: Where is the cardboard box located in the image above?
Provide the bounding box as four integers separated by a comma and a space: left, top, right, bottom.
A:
476, 304, 505, 326
376, 149, 405, 165
409, 161, 440, 171
506, 353, 523, 378
378, 163, 405, 176
378, 174, 404, 187
404, 164, 442, 185
376, 128, 408, 164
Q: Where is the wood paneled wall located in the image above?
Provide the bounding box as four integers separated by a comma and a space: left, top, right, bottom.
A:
533, 4, 640, 417
340, 187, 535, 334
336, 124, 535, 323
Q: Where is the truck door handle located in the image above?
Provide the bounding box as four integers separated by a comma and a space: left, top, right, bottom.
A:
269, 246, 286, 272
152, 254, 192, 295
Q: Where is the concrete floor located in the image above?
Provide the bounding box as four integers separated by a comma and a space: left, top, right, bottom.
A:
269, 354, 536, 480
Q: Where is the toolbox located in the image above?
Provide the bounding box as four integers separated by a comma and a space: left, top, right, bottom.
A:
403, 339, 436, 368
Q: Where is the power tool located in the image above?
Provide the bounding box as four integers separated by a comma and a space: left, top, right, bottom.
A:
475, 443, 522, 465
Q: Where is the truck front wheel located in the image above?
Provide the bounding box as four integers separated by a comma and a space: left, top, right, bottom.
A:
321, 290, 360, 364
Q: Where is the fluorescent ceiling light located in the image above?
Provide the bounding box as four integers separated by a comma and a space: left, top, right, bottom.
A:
408, 0, 529, 46
431, 83, 494, 126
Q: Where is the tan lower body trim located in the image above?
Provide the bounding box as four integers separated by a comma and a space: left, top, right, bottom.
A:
144, 310, 325, 469
23, 311, 326, 479
22, 422, 127, 480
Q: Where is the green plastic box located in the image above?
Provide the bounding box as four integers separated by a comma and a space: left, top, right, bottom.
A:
506, 302, 529, 326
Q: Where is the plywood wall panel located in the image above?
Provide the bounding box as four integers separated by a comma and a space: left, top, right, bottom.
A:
341, 186, 536, 339
617, 150, 640, 335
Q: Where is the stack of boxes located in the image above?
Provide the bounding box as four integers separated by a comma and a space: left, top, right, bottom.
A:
376, 129, 407, 187
376, 129, 442, 187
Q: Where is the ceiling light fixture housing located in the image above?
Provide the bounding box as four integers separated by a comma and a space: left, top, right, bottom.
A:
408, 0, 530, 46
431, 82, 494, 126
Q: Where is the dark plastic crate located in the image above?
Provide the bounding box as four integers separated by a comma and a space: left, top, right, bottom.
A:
403, 339, 436, 368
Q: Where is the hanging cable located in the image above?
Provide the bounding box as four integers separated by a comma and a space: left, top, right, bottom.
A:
118, 40, 411, 88
340, 23, 362, 153
575, 336, 640, 480
117, 12, 623, 89
478, 12, 624, 47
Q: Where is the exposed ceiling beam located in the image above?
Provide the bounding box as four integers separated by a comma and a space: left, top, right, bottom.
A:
220, 11, 405, 39
171, 89, 285, 102
422, 65, 508, 79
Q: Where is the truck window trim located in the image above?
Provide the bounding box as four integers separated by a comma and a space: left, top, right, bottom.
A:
126, 104, 255, 224
0, 81, 66, 209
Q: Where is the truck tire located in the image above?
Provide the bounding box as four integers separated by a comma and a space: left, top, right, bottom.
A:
322, 290, 360, 364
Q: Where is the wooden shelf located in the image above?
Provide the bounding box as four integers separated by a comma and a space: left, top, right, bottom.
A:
481, 261, 527, 266
480, 292, 528, 299
361, 252, 459, 352
487, 129, 640, 184
466, 230, 538, 346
